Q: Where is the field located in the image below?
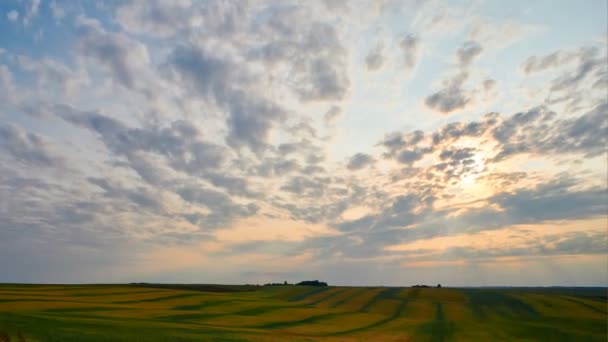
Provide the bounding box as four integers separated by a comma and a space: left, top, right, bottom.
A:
0, 284, 605, 341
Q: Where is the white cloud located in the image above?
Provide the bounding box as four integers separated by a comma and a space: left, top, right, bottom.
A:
6, 10, 19, 22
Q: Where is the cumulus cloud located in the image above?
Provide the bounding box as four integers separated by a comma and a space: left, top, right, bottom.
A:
323, 105, 342, 125
75, 16, 151, 89
0, 123, 63, 167
166, 45, 284, 154
425, 40, 488, 114
456, 40, 482, 66
521, 47, 596, 74
365, 43, 385, 71
425, 72, 470, 113
57, 106, 229, 174
347, 153, 374, 170
399, 33, 419, 69
6, 10, 19, 22
491, 103, 607, 161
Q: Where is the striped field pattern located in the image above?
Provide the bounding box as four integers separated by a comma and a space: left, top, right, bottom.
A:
0, 284, 606, 341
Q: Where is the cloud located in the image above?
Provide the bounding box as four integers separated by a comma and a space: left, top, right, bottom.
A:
116, 0, 195, 38
0, 123, 63, 167
166, 45, 285, 154
6, 10, 19, 22
56, 106, 229, 175
23, 0, 40, 26
425, 40, 490, 114
425, 72, 470, 113
399, 33, 419, 69
549, 47, 605, 92
323, 105, 342, 125
521, 46, 594, 74
176, 185, 259, 229
16, 55, 84, 96
491, 102, 607, 161
49, 1, 66, 21
75, 16, 151, 89
88, 177, 164, 213
224, 90, 285, 154
456, 41, 482, 66
328, 175, 605, 260
365, 42, 385, 71
347, 153, 374, 170
297, 57, 350, 101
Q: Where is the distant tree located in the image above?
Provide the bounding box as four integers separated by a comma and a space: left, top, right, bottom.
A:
437, 283, 442, 288
296, 280, 328, 286
284, 281, 288, 285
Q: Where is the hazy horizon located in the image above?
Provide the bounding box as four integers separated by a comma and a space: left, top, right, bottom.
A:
0, 0, 606, 287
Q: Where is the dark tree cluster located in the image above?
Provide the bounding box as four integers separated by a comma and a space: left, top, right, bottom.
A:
296, 280, 328, 286
411, 284, 442, 288
263, 282, 289, 286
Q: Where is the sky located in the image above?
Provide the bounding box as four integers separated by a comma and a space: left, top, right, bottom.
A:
0, 0, 606, 286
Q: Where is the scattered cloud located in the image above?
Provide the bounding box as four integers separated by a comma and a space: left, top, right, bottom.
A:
347, 153, 375, 170
399, 33, 419, 69
6, 10, 19, 22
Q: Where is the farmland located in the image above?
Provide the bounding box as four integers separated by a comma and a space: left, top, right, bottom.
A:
0, 284, 605, 341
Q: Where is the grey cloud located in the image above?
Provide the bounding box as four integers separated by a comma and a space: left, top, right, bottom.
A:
297, 57, 350, 102
250, 10, 350, 102
16, 55, 82, 95
323, 105, 341, 125
457, 41, 482, 66
280, 175, 330, 198
224, 90, 284, 153
273, 159, 300, 176
50, 105, 267, 206
117, 0, 247, 39
439, 147, 476, 161
491, 103, 607, 161
0, 123, 62, 167
58, 106, 228, 175
521, 47, 595, 74
412, 230, 607, 264
275, 181, 369, 224
425, 72, 470, 113
88, 177, 164, 212
483, 79, 496, 91
365, 43, 385, 71
167, 45, 231, 100
417, 178, 605, 242
116, 0, 193, 38
431, 113, 498, 146
333, 176, 606, 254
167, 45, 284, 154
206, 173, 258, 198
400, 34, 419, 69
550, 47, 605, 92
76, 16, 150, 89
347, 153, 374, 170
379, 130, 425, 158
396, 148, 429, 164
176, 185, 258, 229
488, 177, 606, 224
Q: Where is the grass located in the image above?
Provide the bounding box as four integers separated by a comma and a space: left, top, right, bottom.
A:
0, 284, 605, 341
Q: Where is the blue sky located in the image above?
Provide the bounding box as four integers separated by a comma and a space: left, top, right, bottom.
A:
0, 0, 606, 286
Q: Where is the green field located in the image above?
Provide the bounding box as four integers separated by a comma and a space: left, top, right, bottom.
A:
0, 284, 605, 341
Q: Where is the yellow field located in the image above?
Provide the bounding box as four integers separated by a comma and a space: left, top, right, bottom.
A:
0, 284, 605, 341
